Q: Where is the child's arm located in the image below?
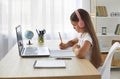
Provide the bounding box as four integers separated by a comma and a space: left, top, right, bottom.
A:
59, 37, 78, 49
73, 40, 91, 58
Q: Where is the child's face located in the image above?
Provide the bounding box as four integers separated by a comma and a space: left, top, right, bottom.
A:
71, 21, 84, 33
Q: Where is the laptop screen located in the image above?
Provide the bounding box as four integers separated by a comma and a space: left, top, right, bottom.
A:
15, 25, 24, 55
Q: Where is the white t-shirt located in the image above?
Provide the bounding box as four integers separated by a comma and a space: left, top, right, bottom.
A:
77, 32, 93, 60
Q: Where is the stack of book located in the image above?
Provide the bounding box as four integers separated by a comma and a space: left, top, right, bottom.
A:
114, 24, 120, 35
96, 6, 108, 17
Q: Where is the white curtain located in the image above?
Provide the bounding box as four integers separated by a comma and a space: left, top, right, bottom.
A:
0, 0, 91, 59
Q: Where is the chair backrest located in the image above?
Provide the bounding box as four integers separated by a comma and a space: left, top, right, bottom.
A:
99, 42, 120, 79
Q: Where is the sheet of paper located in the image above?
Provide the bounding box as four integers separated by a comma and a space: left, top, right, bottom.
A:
34, 60, 66, 68
50, 49, 75, 57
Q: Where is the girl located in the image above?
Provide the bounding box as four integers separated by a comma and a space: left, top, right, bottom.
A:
59, 9, 102, 68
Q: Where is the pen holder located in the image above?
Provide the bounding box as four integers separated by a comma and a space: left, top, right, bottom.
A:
38, 35, 44, 44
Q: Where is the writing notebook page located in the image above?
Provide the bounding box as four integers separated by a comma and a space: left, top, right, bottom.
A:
50, 49, 75, 57
34, 60, 66, 68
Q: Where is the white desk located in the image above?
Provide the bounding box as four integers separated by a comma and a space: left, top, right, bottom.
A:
0, 40, 101, 79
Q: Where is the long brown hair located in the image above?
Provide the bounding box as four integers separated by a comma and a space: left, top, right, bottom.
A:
70, 9, 102, 68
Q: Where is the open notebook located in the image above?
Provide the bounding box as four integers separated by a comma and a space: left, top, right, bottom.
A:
50, 49, 75, 58
33, 60, 66, 68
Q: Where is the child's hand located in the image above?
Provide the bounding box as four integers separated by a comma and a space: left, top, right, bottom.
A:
72, 44, 80, 51
59, 42, 66, 49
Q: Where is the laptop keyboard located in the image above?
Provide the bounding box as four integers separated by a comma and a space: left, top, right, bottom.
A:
26, 47, 37, 51
22, 47, 50, 56
25, 47, 38, 55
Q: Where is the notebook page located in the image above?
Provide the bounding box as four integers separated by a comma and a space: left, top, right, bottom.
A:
50, 49, 75, 57
34, 60, 66, 68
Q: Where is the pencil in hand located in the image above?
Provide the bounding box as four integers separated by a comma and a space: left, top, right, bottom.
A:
58, 32, 63, 43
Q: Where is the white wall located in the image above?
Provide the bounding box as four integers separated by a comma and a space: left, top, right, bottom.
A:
0, 35, 16, 60
82, 0, 90, 12
0, 35, 8, 60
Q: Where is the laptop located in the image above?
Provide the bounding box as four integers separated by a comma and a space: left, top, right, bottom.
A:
15, 25, 50, 57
